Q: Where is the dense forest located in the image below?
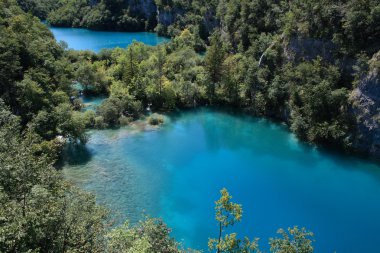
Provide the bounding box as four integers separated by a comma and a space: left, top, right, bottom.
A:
16, 0, 380, 157
1, 0, 380, 252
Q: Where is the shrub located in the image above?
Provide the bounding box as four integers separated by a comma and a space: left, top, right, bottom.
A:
148, 115, 164, 125
94, 116, 107, 129
119, 116, 133, 126
83, 110, 96, 128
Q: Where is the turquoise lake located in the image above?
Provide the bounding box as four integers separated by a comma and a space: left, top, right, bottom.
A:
63, 109, 380, 253
49, 27, 170, 52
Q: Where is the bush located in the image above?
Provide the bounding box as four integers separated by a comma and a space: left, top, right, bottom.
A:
106, 218, 183, 253
119, 115, 133, 126
148, 115, 164, 125
97, 98, 121, 126
94, 116, 107, 129
83, 110, 96, 128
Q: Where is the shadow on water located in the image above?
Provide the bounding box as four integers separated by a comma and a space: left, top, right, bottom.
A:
59, 143, 93, 166
316, 144, 380, 181
164, 107, 320, 165
164, 107, 380, 180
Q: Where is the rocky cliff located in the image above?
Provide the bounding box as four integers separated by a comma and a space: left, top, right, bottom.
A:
282, 38, 380, 158
127, 0, 156, 19
156, 5, 183, 26
283, 37, 335, 63
89, 0, 156, 19
350, 51, 380, 158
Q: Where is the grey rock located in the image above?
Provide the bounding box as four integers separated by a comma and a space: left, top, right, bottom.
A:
127, 0, 156, 19
89, 0, 156, 19
157, 6, 184, 26
350, 51, 380, 158
284, 37, 335, 62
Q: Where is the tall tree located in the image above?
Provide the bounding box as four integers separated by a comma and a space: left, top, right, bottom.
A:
204, 31, 225, 101
208, 188, 258, 253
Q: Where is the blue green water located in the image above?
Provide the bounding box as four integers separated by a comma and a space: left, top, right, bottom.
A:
49, 27, 170, 52
71, 82, 106, 111
63, 109, 380, 253
80, 95, 106, 111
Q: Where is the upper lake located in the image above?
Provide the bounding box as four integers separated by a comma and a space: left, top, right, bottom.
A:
63, 109, 380, 253
49, 27, 170, 52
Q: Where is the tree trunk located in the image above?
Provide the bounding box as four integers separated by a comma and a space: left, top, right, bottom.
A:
217, 222, 222, 253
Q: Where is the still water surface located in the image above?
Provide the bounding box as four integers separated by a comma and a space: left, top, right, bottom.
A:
63, 109, 380, 253
49, 27, 169, 52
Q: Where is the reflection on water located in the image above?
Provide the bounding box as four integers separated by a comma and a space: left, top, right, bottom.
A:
63, 108, 380, 253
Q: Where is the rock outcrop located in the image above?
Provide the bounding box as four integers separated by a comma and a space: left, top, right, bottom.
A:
156, 6, 183, 26
89, 0, 156, 19
127, 0, 156, 19
350, 51, 380, 158
283, 37, 335, 63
